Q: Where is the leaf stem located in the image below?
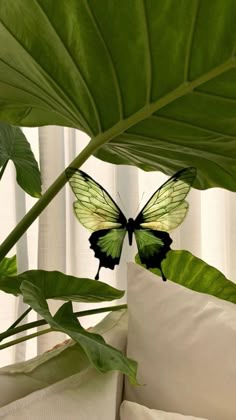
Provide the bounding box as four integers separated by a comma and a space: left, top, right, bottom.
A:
9, 307, 32, 330
0, 136, 106, 261
0, 159, 9, 181
0, 307, 32, 343
0, 304, 127, 344
0, 327, 52, 350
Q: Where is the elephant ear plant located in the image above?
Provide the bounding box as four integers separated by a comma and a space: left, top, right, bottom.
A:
0, 0, 236, 383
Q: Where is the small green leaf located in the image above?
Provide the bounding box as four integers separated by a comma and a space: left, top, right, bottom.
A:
0, 255, 17, 276
0, 269, 124, 302
20, 280, 137, 384
136, 250, 236, 304
0, 123, 41, 197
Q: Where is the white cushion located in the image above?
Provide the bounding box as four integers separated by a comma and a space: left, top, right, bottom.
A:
124, 263, 236, 420
0, 309, 127, 408
0, 368, 120, 420
120, 401, 208, 420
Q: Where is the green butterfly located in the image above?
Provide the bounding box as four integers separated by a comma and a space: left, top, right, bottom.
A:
66, 167, 196, 281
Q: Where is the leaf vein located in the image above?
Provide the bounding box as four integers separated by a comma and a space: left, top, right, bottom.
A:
34, 0, 101, 134
184, 0, 200, 82
193, 89, 236, 104
142, 0, 152, 103
0, 11, 93, 134
118, 132, 236, 160
83, 0, 124, 120
151, 115, 236, 140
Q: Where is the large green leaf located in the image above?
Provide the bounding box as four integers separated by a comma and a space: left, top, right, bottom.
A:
0, 123, 41, 197
136, 250, 236, 304
0, 269, 124, 302
20, 280, 137, 384
0, 255, 17, 276
0, 1, 236, 189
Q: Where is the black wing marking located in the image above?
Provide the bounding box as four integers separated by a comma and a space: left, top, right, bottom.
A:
89, 229, 127, 279
135, 229, 172, 281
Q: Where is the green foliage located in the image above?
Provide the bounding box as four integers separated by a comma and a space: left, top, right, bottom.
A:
136, 250, 236, 305
0, 255, 17, 276
0, 0, 236, 381
20, 281, 137, 384
0, 269, 124, 302
0, 1, 236, 189
0, 123, 41, 197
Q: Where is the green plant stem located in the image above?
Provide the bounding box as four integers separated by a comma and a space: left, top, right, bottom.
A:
0, 328, 52, 351
0, 306, 32, 343
0, 159, 9, 181
6, 307, 32, 331
0, 136, 108, 261
0, 307, 32, 343
0, 304, 127, 344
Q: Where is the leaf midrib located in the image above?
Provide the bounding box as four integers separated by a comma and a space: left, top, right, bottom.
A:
91, 58, 236, 151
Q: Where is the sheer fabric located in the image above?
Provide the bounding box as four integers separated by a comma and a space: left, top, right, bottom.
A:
0, 126, 235, 366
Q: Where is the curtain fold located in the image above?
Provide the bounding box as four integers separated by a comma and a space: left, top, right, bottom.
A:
37, 126, 67, 353
0, 125, 235, 366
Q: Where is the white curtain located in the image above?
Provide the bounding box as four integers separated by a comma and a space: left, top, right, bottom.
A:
0, 126, 235, 367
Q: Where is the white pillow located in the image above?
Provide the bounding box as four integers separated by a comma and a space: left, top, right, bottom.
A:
120, 401, 208, 420
0, 368, 121, 420
0, 309, 127, 408
124, 263, 236, 420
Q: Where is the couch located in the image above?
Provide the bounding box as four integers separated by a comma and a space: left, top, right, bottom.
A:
0, 263, 236, 420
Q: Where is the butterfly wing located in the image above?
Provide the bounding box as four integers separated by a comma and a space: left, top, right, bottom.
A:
66, 168, 127, 231
89, 229, 127, 279
66, 168, 127, 279
134, 229, 172, 281
135, 167, 196, 231
134, 167, 196, 280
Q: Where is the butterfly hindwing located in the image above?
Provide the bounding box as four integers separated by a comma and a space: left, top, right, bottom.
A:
134, 229, 172, 281
135, 167, 196, 231
89, 229, 127, 279
66, 168, 127, 231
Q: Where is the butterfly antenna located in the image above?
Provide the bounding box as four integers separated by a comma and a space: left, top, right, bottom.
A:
134, 191, 145, 214
117, 192, 127, 212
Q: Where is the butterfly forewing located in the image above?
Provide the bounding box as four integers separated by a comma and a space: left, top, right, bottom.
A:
135, 167, 196, 231
66, 168, 127, 231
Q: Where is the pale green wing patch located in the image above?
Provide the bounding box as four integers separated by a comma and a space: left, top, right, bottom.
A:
134, 230, 165, 260
140, 201, 188, 231
73, 202, 122, 231
66, 168, 126, 231
137, 167, 196, 232
97, 229, 127, 259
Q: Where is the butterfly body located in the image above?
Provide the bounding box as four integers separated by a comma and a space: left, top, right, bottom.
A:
126, 218, 135, 245
66, 167, 196, 281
